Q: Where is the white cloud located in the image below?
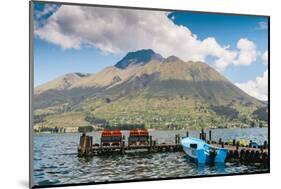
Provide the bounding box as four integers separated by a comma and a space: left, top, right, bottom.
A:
212, 38, 257, 71
234, 38, 257, 66
34, 4, 59, 19
35, 5, 257, 71
235, 70, 268, 101
34, 3, 60, 28
257, 21, 268, 30
262, 50, 268, 65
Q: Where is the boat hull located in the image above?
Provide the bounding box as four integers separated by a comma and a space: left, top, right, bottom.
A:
181, 137, 228, 165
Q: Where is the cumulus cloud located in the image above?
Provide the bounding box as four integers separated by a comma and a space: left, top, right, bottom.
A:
262, 50, 268, 65
34, 3, 60, 28
257, 21, 268, 30
34, 4, 59, 19
35, 5, 257, 71
235, 70, 268, 101
211, 38, 257, 71
234, 38, 257, 66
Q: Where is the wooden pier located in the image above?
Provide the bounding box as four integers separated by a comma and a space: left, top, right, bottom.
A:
78, 132, 182, 156
78, 129, 269, 167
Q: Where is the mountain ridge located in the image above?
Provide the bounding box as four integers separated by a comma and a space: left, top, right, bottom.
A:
115, 49, 164, 69
35, 72, 90, 94
33, 49, 267, 130
35, 50, 230, 93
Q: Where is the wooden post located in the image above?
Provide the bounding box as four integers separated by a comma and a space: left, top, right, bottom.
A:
89, 136, 93, 149
121, 141, 125, 154
201, 128, 204, 140
228, 150, 234, 160
121, 135, 125, 154
149, 136, 153, 152
232, 139, 236, 146
263, 141, 268, 149
85, 136, 92, 156
175, 134, 178, 144
219, 138, 222, 145
262, 152, 268, 167
208, 130, 212, 142
236, 141, 240, 150
254, 151, 260, 163
234, 150, 239, 159
260, 146, 264, 153
78, 132, 87, 156
186, 131, 189, 137
245, 150, 250, 163
240, 149, 245, 162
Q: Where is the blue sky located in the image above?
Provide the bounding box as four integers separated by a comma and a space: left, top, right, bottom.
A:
34, 39, 122, 85
33, 2, 268, 100
168, 12, 268, 83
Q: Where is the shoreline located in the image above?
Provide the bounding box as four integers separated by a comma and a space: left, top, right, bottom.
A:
33, 126, 268, 134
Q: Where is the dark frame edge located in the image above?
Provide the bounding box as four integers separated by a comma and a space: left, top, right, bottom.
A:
29, 1, 35, 188
267, 16, 270, 173
31, 0, 270, 18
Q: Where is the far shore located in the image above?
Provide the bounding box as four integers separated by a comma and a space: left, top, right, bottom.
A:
33, 126, 268, 134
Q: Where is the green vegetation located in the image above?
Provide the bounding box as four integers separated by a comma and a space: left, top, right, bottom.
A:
33, 94, 268, 132
253, 107, 268, 122
78, 126, 94, 132
33, 51, 268, 132
211, 105, 239, 120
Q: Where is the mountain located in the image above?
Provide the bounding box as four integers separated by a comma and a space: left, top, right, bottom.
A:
33, 49, 267, 130
34, 73, 90, 95
115, 49, 163, 69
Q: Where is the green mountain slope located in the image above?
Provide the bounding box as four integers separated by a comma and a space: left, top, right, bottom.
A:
33, 49, 267, 131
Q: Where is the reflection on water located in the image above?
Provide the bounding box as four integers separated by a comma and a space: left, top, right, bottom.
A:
33, 128, 268, 186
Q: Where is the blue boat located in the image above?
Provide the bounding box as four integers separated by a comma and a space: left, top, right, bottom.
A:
181, 137, 228, 164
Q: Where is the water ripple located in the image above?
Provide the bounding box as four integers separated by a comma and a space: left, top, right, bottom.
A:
33, 128, 268, 186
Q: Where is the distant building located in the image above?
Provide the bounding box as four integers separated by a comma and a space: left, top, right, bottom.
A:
64, 127, 79, 133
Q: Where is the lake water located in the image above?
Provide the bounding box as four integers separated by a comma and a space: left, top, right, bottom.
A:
32, 128, 269, 186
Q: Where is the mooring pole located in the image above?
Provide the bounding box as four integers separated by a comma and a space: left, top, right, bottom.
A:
121, 141, 125, 154
121, 135, 125, 154
219, 138, 222, 145
236, 141, 240, 150
204, 133, 207, 141
232, 139, 236, 146
263, 141, 268, 149
78, 132, 87, 156
221, 141, 224, 148
85, 135, 92, 156
149, 136, 152, 152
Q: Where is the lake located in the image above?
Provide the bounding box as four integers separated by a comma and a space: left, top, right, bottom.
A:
32, 128, 269, 186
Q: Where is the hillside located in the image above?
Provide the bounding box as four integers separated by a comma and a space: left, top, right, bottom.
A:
35, 73, 90, 95
33, 49, 268, 131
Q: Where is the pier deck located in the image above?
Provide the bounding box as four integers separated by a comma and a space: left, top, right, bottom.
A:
77, 129, 269, 167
